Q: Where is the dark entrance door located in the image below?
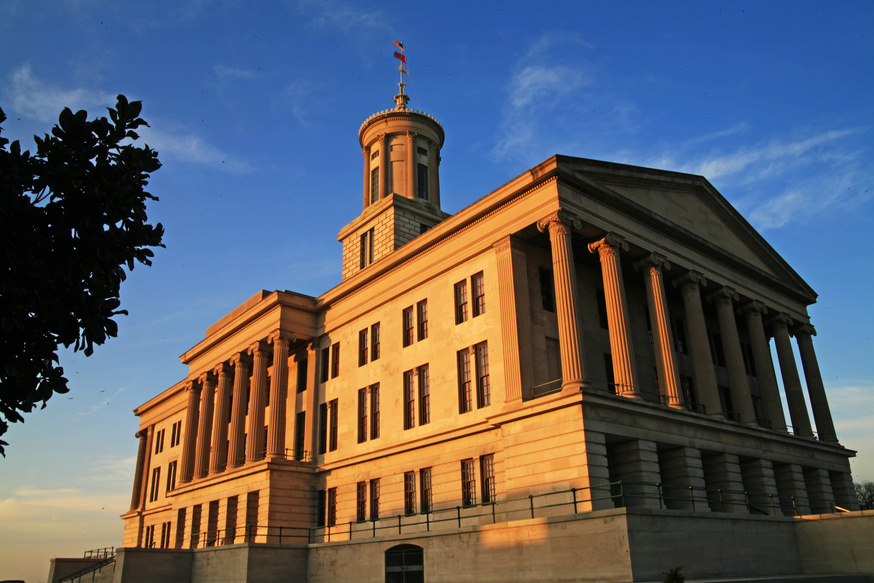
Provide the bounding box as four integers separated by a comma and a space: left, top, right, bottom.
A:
385, 544, 424, 583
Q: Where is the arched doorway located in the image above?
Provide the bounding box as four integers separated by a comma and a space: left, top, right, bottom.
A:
384, 543, 424, 583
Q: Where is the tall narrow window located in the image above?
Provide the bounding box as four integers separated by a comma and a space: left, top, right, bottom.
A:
166, 460, 177, 492
320, 347, 330, 383
417, 163, 428, 200
316, 490, 326, 527
358, 329, 368, 366
404, 471, 417, 515
539, 268, 555, 312
356, 482, 367, 522
330, 343, 340, 379
327, 487, 337, 527
420, 468, 432, 513
370, 383, 380, 439
596, 289, 609, 329
418, 364, 430, 426
481, 454, 496, 504
371, 323, 381, 360
416, 299, 428, 341
360, 229, 375, 269
403, 370, 415, 430
318, 403, 328, 454
294, 411, 306, 460
475, 342, 490, 408
154, 429, 165, 455
328, 399, 338, 452
472, 272, 485, 317
461, 458, 476, 507
454, 280, 468, 324
402, 307, 414, 347
370, 167, 379, 204
358, 388, 368, 444
370, 478, 380, 520
296, 354, 308, 393
458, 349, 473, 414
672, 317, 687, 355
149, 467, 162, 502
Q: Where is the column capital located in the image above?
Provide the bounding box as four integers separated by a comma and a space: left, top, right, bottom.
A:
792, 323, 817, 338
674, 270, 708, 291
228, 351, 251, 368
268, 330, 295, 348
185, 379, 202, 394
492, 235, 514, 255
588, 233, 629, 256
136, 429, 148, 439
633, 252, 671, 272
706, 285, 739, 305
740, 300, 769, 316
213, 362, 232, 377
248, 340, 270, 357
198, 371, 216, 387
536, 210, 581, 235
768, 313, 794, 333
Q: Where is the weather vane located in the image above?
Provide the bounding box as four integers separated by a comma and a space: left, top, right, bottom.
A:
392, 40, 409, 110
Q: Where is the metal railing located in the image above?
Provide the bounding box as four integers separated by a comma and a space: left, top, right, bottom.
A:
531, 378, 562, 397
58, 548, 117, 582
82, 547, 114, 559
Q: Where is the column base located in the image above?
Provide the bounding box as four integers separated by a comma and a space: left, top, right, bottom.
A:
560, 380, 586, 394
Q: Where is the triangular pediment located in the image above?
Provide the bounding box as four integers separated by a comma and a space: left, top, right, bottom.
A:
554, 156, 815, 303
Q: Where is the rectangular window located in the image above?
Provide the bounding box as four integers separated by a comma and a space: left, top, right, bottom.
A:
370, 167, 379, 204
320, 347, 330, 383
416, 299, 428, 341
356, 482, 367, 522
420, 468, 433, 514
454, 280, 468, 324
145, 524, 155, 548
166, 460, 177, 492
359, 228, 374, 269
596, 289, 609, 329
294, 411, 306, 460
418, 364, 430, 426
672, 317, 687, 355
370, 383, 380, 440
539, 268, 555, 312
461, 458, 476, 507
371, 323, 381, 360
370, 478, 380, 520
458, 349, 473, 414
475, 342, 490, 408
358, 329, 368, 366
404, 471, 417, 515
160, 521, 171, 549
402, 307, 414, 347
328, 399, 338, 452
546, 337, 562, 382
403, 370, 415, 430
296, 354, 308, 393
417, 163, 428, 200
481, 454, 496, 504
170, 421, 182, 447
149, 466, 161, 502
709, 332, 726, 367
472, 272, 485, 317
327, 487, 337, 527
357, 388, 368, 444
154, 429, 165, 455
330, 342, 340, 379
316, 490, 326, 527
318, 403, 328, 454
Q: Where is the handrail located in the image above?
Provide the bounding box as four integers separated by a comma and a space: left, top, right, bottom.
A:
59, 555, 116, 582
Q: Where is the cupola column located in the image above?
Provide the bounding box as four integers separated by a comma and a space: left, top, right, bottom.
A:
770, 315, 814, 437
794, 324, 837, 442
209, 364, 233, 474
676, 272, 722, 415
378, 134, 388, 201
590, 234, 639, 398
634, 253, 682, 408
193, 372, 215, 478
741, 302, 786, 431
429, 142, 440, 208
246, 341, 270, 462
537, 211, 586, 393
362, 146, 371, 209
405, 131, 415, 199
710, 287, 757, 424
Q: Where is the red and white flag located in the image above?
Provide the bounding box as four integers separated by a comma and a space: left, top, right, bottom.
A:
393, 40, 404, 52
393, 51, 406, 64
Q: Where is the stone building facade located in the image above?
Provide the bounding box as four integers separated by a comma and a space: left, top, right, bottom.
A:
112, 84, 867, 583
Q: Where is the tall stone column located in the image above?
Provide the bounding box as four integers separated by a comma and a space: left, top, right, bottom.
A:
209, 363, 233, 474
537, 211, 586, 393
130, 429, 149, 510
246, 341, 270, 463
676, 272, 721, 415
267, 331, 294, 460
193, 372, 215, 479
589, 234, 639, 398
635, 254, 682, 407
405, 131, 415, 198
771, 315, 813, 437
362, 146, 371, 208
227, 353, 250, 469
794, 325, 837, 442
494, 236, 533, 402
378, 134, 388, 201
305, 340, 321, 458
709, 287, 757, 424
741, 302, 786, 431
179, 380, 201, 484
429, 142, 440, 208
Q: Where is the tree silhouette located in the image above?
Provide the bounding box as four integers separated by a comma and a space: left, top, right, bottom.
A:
0, 95, 163, 455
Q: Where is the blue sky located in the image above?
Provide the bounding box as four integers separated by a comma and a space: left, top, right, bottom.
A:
1, 1, 873, 581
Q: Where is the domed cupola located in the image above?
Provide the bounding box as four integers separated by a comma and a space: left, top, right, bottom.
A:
338, 63, 449, 281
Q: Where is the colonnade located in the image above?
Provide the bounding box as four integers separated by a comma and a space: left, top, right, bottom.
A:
178, 330, 295, 486
537, 209, 837, 442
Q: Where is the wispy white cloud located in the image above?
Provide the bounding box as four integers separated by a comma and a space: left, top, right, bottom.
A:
285, 79, 325, 128
298, 0, 387, 35
214, 64, 260, 81
830, 384, 874, 481
139, 125, 254, 173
